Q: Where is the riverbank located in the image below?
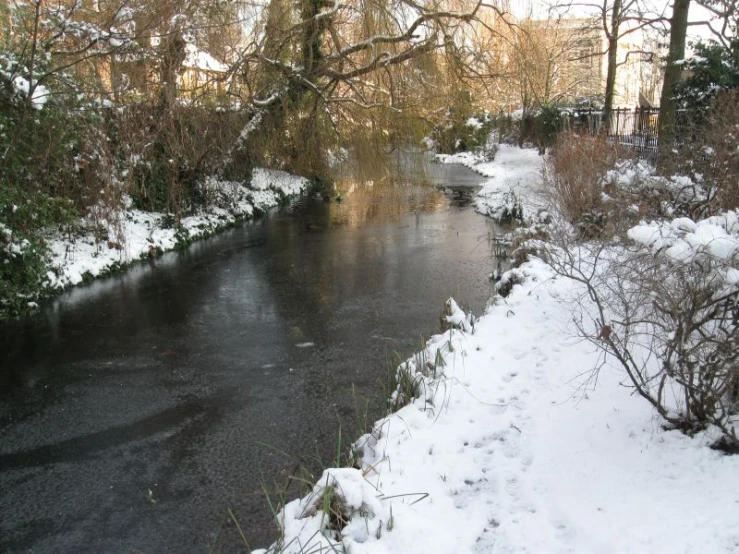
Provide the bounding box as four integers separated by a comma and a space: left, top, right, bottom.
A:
258, 148, 739, 554
40, 169, 308, 297
437, 144, 546, 221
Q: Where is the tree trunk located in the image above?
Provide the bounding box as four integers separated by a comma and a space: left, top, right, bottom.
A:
658, 0, 690, 169
603, 0, 622, 134
158, 31, 186, 112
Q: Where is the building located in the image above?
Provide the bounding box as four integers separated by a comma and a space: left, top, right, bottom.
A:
506, 16, 662, 109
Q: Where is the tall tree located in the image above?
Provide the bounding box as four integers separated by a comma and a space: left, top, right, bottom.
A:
657, 0, 690, 167
553, 0, 667, 127
222, 0, 508, 178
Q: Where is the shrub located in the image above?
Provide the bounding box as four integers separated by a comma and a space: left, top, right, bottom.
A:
491, 189, 525, 225
676, 38, 739, 112
0, 78, 85, 316
535, 105, 564, 154
117, 104, 249, 217
0, 187, 76, 317
545, 132, 619, 233
545, 219, 739, 449
681, 90, 739, 215
431, 110, 496, 157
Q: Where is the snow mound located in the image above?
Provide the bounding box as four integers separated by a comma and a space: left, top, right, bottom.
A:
265, 468, 391, 554
628, 211, 739, 267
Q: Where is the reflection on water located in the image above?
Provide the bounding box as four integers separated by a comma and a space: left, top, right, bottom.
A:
0, 153, 493, 554
326, 149, 483, 228
326, 180, 449, 228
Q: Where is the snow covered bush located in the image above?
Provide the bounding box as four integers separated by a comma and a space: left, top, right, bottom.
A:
675, 38, 739, 112
0, 165, 77, 317
601, 158, 709, 220
0, 221, 48, 317
546, 212, 739, 449
636, 90, 739, 218
485, 189, 524, 225
266, 468, 392, 553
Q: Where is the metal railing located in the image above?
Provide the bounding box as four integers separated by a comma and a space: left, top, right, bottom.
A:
566, 107, 661, 155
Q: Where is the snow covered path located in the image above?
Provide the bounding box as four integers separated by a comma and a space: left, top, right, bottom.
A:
437, 145, 547, 221
262, 148, 739, 554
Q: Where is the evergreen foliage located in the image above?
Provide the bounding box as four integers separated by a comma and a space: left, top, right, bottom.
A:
676, 39, 739, 110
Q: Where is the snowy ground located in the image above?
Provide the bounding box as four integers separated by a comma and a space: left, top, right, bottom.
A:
437, 145, 547, 222
43, 169, 308, 290
258, 148, 739, 554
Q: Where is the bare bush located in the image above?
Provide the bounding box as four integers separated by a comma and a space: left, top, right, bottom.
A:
114, 104, 249, 217
545, 234, 739, 449
545, 132, 619, 233
687, 90, 739, 215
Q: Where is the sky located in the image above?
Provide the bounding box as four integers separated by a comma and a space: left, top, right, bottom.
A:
513, 1, 728, 44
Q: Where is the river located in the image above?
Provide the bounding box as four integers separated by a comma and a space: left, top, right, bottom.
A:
0, 154, 497, 553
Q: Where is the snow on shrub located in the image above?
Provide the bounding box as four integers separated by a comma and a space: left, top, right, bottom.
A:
602, 159, 711, 218
628, 211, 739, 270
543, 210, 739, 448
442, 297, 475, 333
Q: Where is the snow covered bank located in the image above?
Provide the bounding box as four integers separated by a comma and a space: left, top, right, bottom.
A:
259, 258, 739, 554
255, 148, 739, 554
437, 145, 545, 223
44, 169, 308, 290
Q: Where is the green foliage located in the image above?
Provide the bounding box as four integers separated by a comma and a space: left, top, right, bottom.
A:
536, 105, 564, 152
676, 39, 739, 111
432, 109, 495, 155
0, 233, 47, 318
0, 185, 76, 318
0, 75, 83, 317
0, 101, 89, 205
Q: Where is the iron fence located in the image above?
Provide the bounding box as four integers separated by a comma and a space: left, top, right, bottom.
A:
491, 106, 703, 159
566, 107, 661, 155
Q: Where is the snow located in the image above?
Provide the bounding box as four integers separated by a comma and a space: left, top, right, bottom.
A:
602, 159, 712, 215
183, 43, 228, 73
256, 146, 739, 554
628, 211, 739, 266
0, 222, 31, 258
261, 256, 739, 554
465, 116, 484, 129
443, 297, 473, 333
44, 170, 308, 291
12, 76, 49, 109
439, 144, 545, 223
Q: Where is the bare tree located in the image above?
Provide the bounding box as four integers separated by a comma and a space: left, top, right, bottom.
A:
221, 0, 510, 177
551, 1, 667, 124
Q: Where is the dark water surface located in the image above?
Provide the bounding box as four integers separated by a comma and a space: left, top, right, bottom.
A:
0, 157, 495, 553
